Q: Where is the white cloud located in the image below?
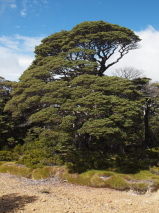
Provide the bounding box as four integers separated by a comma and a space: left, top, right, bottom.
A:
20, 8, 27, 16
10, 3, 17, 9
20, 0, 48, 17
0, 36, 19, 51
14, 35, 43, 52
0, 35, 43, 81
20, 0, 28, 17
0, 0, 48, 17
106, 26, 159, 82
0, 34, 43, 52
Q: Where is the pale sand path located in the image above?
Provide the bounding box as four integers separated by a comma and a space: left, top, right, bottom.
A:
0, 173, 159, 213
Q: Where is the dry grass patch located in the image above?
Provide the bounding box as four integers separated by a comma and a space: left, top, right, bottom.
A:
0, 162, 32, 178
1, 162, 159, 193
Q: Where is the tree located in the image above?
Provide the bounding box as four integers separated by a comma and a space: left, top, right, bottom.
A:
143, 83, 159, 147
113, 67, 144, 80
5, 21, 141, 126
4, 21, 143, 169
30, 21, 141, 78
15, 74, 143, 171
0, 77, 14, 149
132, 77, 159, 147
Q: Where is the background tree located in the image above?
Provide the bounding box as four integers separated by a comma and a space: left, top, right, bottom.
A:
0, 77, 15, 149
113, 67, 144, 80
132, 77, 159, 147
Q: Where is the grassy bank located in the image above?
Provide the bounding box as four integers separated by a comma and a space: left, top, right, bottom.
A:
1, 161, 159, 194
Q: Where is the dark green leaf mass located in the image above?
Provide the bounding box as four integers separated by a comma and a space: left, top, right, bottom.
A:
27, 21, 140, 79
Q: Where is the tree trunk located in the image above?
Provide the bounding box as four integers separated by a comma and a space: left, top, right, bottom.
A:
143, 99, 151, 147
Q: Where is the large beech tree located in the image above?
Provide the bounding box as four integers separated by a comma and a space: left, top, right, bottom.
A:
4, 21, 144, 169
5, 21, 140, 122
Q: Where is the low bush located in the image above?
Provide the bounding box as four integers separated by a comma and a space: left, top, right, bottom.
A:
17, 149, 49, 169
104, 176, 129, 190
65, 150, 113, 173
0, 151, 13, 161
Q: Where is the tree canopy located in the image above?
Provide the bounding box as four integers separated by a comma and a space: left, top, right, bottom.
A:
27, 21, 141, 80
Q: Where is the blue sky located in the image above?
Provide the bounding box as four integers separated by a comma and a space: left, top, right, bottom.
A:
0, 0, 159, 81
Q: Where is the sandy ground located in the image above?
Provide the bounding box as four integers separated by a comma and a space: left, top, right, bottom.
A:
0, 173, 159, 213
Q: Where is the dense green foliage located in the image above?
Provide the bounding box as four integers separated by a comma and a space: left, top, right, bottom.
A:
0, 77, 17, 149
28, 20, 140, 79
1, 21, 159, 173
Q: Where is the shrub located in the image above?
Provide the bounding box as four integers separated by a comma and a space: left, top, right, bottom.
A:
0, 146, 23, 161
146, 148, 159, 159
17, 149, 49, 168
131, 182, 148, 194
105, 176, 129, 190
65, 150, 111, 173
0, 151, 12, 161
149, 166, 159, 175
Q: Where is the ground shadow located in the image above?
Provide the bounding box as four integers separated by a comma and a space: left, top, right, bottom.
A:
0, 193, 37, 213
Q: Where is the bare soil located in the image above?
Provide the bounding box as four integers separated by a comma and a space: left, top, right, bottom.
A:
1, 173, 159, 213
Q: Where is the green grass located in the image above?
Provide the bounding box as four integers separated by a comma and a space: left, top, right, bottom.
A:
131, 182, 149, 193
0, 162, 32, 178
104, 176, 129, 190
32, 167, 52, 180
133, 170, 155, 180
62, 169, 159, 193
1, 161, 159, 194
